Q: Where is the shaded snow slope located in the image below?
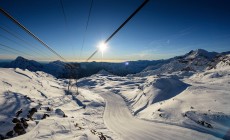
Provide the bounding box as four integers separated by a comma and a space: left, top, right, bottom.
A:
122, 76, 189, 115
0, 68, 115, 140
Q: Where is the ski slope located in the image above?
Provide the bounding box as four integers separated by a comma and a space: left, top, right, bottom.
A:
101, 91, 220, 140
78, 54, 230, 139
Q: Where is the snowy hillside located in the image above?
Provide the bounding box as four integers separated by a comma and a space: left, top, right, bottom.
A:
0, 68, 115, 140
77, 53, 230, 139
134, 49, 226, 77
0, 50, 230, 140
209, 54, 230, 70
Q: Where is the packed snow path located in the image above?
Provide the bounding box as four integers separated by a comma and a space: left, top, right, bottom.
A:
101, 92, 220, 140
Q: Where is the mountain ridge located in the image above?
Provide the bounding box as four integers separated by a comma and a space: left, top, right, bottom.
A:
2, 49, 230, 78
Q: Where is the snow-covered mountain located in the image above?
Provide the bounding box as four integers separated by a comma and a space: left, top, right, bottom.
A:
76, 51, 230, 139
4, 57, 166, 78
79, 60, 167, 77
134, 49, 229, 77
9, 56, 43, 72
1, 49, 230, 139
97, 69, 112, 75
8, 57, 76, 78
43, 60, 72, 78
183, 49, 218, 60
3, 49, 230, 79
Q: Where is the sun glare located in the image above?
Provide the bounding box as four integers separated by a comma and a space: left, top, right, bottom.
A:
98, 41, 107, 53
97, 41, 108, 58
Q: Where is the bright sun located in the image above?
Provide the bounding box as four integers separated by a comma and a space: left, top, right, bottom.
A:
97, 41, 107, 53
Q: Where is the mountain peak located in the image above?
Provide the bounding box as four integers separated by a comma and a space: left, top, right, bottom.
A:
15, 56, 27, 61
97, 69, 111, 75
185, 49, 218, 60
194, 49, 208, 53
10, 56, 42, 71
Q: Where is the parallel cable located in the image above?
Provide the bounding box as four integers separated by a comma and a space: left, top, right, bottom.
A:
59, 0, 75, 86
86, 0, 150, 61
0, 33, 49, 58
0, 43, 33, 57
0, 6, 78, 92
60, 0, 68, 26
0, 45, 67, 70
80, 0, 94, 60
59, 0, 77, 61
0, 47, 23, 56
0, 25, 52, 57
58, 1, 79, 72
0, 8, 68, 62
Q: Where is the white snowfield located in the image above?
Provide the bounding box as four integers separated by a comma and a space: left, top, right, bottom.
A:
77, 53, 230, 140
0, 52, 230, 140
101, 91, 220, 140
0, 68, 115, 140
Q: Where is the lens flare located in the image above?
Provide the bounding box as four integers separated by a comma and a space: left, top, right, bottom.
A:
97, 41, 108, 58
98, 41, 107, 53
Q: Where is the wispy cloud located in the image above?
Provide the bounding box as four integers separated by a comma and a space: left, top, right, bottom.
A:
126, 48, 180, 60
147, 27, 192, 51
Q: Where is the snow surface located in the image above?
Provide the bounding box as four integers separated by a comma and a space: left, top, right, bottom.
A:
100, 91, 219, 140
77, 54, 230, 140
0, 68, 115, 140
1, 51, 230, 140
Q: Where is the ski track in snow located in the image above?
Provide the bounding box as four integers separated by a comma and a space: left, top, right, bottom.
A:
101, 91, 221, 140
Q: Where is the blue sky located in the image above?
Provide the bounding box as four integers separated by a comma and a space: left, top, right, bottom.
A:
0, 0, 230, 62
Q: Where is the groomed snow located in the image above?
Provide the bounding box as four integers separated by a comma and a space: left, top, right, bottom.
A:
101, 91, 220, 140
